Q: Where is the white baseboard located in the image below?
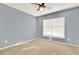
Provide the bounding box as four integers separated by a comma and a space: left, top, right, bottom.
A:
0, 39, 36, 50
41, 38, 79, 47
0, 38, 79, 51
36, 38, 79, 47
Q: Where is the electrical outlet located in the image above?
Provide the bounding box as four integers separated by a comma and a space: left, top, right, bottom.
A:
67, 38, 70, 41
5, 40, 8, 44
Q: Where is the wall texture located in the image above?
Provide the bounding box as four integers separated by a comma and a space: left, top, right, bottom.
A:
0, 4, 36, 48
37, 7, 79, 45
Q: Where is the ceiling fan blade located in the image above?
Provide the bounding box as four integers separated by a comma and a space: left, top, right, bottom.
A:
31, 3, 40, 5
31, 3, 51, 11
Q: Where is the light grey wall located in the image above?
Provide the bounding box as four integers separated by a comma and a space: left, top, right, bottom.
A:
0, 3, 79, 48
37, 7, 79, 45
0, 4, 36, 48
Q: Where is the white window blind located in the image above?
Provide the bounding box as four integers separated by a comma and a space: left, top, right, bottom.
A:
43, 17, 65, 38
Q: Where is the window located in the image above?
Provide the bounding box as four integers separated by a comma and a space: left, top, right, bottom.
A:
43, 17, 65, 38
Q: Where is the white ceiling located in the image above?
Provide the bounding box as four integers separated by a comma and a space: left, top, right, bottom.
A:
4, 3, 79, 17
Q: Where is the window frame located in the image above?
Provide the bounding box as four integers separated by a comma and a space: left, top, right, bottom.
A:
43, 16, 65, 39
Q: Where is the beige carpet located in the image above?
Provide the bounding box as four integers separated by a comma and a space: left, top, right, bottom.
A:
0, 39, 79, 55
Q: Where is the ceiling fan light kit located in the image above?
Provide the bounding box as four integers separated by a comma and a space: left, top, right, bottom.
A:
32, 3, 47, 11
37, 6, 45, 11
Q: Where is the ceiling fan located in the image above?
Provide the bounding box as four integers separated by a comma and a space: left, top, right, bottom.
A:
32, 3, 49, 11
